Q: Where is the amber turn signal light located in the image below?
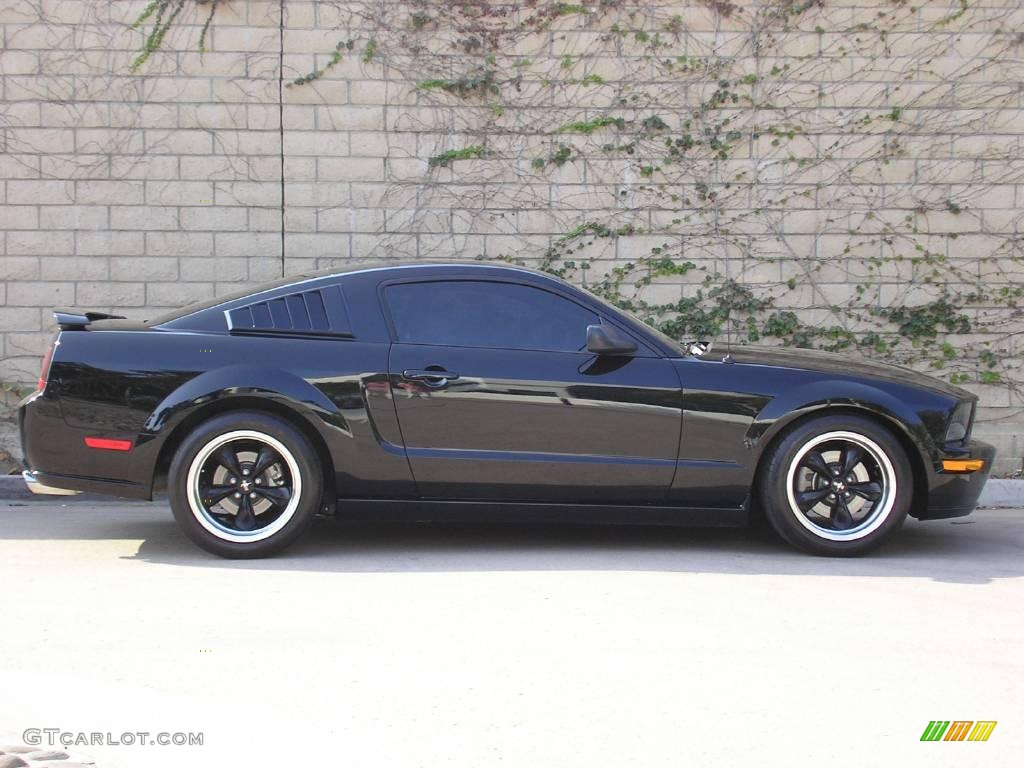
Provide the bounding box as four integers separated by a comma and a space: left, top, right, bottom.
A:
941, 459, 985, 473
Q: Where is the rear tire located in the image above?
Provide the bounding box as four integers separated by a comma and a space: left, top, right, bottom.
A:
758, 414, 912, 556
168, 411, 323, 558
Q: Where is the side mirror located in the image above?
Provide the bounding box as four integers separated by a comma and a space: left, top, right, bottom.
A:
586, 324, 637, 356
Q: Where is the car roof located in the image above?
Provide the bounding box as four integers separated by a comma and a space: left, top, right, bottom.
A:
147, 260, 560, 325
149, 259, 685, 358
296, 260, 556, 283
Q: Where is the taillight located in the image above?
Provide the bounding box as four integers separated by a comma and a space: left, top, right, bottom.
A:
37, 341, 55, 393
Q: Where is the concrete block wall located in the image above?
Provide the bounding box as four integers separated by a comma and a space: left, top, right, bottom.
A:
1, 0, 1022, 474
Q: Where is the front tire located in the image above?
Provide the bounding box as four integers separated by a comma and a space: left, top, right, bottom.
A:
758, 414, 913, 556
168, 411, 323, 558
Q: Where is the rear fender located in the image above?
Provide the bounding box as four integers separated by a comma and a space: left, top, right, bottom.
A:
142, 364, 344, 435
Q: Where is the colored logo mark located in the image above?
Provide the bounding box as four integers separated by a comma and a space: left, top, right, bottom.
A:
920, 720, 997, 742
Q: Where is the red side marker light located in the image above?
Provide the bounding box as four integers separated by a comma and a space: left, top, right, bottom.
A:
84, 437, 133, 452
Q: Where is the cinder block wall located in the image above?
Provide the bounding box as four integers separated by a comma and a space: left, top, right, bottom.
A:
1, 0, 1021, 474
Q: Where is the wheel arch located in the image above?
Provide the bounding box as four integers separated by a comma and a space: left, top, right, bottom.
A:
150, 395, 336, 510
749, 404, 930, 520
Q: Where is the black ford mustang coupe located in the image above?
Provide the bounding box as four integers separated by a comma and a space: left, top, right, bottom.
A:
19, 262, 993, 558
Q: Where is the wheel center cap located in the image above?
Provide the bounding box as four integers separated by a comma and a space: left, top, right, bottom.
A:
239, 480, 252, 493
833, 480, 846, 492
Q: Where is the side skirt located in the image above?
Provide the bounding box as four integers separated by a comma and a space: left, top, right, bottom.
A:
334, 498, 748, 527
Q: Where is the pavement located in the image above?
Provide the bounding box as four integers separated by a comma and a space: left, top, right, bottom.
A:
1, 501, 1021, 768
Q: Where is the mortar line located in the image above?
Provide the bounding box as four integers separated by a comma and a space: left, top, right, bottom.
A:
278, 0, 286, 277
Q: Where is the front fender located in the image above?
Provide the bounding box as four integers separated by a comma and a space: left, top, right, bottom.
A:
747, 379, 937, 466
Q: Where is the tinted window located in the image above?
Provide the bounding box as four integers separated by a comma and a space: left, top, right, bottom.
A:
386, 280, 599, 351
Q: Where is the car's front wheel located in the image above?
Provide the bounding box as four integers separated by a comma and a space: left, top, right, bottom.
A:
758, 414, 913, 556
168, 411, 323, 558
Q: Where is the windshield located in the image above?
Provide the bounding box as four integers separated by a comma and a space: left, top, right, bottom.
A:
146, 264, 385, 326
146, 274, 304, 326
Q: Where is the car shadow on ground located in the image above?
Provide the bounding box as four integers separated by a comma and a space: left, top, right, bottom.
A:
131, 508, 1024, 585
3, 502, 1021, 584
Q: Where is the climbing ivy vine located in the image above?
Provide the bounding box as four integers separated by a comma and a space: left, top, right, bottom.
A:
130, 0, 220, 72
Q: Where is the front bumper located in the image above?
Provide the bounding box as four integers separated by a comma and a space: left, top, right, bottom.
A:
915, 438, 996, 520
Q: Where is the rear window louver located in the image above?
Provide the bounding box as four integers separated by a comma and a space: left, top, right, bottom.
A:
226, 285, 353, 338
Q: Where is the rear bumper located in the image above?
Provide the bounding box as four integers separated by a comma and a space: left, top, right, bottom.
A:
23, 470, 81, 496
915, 439, 996, 520
19, 389, 154, 501
21, 469, 149, 499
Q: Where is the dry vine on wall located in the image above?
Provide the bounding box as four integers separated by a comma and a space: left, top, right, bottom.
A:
132, 0, 1023, 400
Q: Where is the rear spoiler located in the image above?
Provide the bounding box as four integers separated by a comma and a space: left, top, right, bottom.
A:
53, 309, 127, 330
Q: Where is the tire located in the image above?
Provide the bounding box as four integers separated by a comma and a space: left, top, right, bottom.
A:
757, 414, 913, 556
168, 411, 323, 558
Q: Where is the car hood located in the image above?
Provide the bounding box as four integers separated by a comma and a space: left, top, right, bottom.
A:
719, 344, 974, 401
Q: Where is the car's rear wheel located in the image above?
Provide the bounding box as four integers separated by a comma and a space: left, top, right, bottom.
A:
758, 414, 912, 556
168, 411, 322, 558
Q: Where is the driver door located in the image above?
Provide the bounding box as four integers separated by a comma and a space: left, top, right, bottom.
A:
384, 278, 682, 503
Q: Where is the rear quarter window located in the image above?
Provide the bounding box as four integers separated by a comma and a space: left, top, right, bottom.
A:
227, 284, 353, 337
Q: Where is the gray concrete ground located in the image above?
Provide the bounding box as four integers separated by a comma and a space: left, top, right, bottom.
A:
1, 501, 1021, 768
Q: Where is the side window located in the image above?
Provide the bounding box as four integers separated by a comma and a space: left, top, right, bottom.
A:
385, 280, 600, 352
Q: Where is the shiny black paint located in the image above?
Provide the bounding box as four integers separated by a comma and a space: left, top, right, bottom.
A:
19, 262, 993, 523
389, 343, 682, 502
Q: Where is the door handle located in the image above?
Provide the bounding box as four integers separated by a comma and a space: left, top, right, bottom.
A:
402, 368, 459, 387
